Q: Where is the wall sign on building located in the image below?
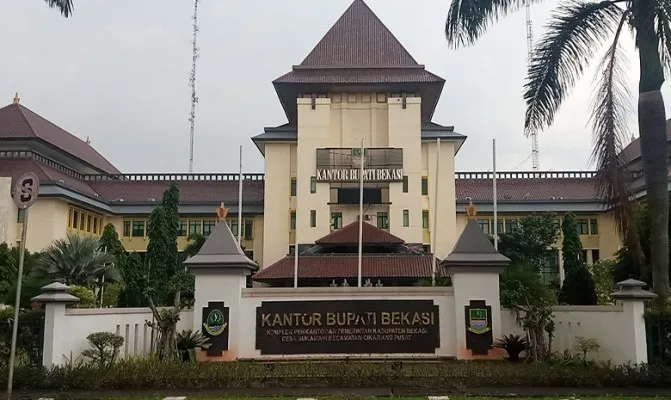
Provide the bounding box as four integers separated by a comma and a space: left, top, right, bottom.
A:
315, 148, 404, 183
255, 300, 440, 355
315, 168, 403, 183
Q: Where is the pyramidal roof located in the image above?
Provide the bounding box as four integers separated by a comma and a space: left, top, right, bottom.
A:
315, 220, 404, 245
184, 220, 258, 271
441, 220, 510, 269
298, 0, 419, 68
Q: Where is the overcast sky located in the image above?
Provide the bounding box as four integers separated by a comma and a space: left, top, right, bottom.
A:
2, 0, 668, 174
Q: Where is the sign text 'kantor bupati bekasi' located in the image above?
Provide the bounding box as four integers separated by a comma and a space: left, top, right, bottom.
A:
315, 168, 403, 182
255, 300, 440, 355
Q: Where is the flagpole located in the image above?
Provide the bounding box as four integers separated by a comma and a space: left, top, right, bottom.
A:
293, 228, 299, 288
493, 139, 498, 250
357, 138, 364, 288
431, 138, 440, 286
238, 145, 243, 247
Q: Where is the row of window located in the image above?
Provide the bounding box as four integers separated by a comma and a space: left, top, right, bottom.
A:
289, 177, 431, 196
475, 217, 599, 236
67, 206, 104, 236
122, 218, 254, 239
289, 210, 432, 230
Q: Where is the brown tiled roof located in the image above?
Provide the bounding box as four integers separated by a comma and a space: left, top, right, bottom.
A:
315, 220, 405, 245
86, 179, 264, 203
455, 177, 600, 201
620, 119, 671, 164
274, 68, 443, 84
253, 254, 437, 280
0, 159, 99, 197
0, 103, 120, 174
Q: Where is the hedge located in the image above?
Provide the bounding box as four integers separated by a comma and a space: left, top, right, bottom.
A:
2, 359, 671, 391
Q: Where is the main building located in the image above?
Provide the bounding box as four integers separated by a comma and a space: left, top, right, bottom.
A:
0, 0, 658, 285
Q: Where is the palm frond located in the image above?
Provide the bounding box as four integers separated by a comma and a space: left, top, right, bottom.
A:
445, 0, 538, 47
524, 0, 623, 135
654, 0, 671, 74
44, 0, 74, 17
589, 11, 644, 264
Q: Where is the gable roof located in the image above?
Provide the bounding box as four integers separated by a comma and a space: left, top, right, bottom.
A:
315, 220, 405, 245
0, 103, 120, 174
184, 220, 258, 271
272, 0, 444, 123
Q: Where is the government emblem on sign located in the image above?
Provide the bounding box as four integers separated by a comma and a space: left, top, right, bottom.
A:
468, 308, 489, 334
203, 309, 227, 336
201, 301, 230, 356
12, 172, 40, 209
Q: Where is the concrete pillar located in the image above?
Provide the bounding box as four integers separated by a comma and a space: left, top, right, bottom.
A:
31, 282, 80, 367
611, 279, 657, 364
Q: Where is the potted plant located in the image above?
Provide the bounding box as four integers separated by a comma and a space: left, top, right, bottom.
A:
495, 334, 528, 362
176, 329, 211, 362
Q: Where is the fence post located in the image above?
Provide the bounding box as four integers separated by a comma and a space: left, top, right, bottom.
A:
31, 282, 79, 367
611, 279, 656, 364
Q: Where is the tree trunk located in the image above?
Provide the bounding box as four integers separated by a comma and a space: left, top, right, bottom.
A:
636, 6, 670, 303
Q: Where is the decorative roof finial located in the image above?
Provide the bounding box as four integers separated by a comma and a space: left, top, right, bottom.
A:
85, 136, 91, 145
465, 197, 478, 220
12, 93, 20, 105
216, 201, 229, 220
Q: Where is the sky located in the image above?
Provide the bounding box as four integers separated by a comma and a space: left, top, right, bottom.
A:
1, 0, 668, 174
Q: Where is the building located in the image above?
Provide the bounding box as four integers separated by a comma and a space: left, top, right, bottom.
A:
0, 0, 631, 284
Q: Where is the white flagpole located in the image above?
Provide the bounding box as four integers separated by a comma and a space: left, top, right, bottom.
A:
357, 138, 364, 288
493, 139, 498, 250
238, 145, 243, 247
293, 229, 299, 288
432, 138, 440, 286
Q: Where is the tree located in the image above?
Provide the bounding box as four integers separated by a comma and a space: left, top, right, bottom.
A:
184, 233, 206, 258
44, 0, 73, 17
559, 213, 598, 305
117, 252, 149, 307
445, 0, 670, 302
498, 214, 560, 272
0, 243, 44, 308
560, 213, 583, 276
99, 223, 125, 259
34, 233, 119, 286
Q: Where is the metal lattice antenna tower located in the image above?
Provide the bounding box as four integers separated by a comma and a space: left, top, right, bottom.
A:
188, 0, 200, 173
526, 0, 540, 171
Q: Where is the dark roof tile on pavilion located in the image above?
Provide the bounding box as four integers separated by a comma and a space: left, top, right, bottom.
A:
455, 176, 600, 202
0, 103, 120, 174
184, 220, 258, 271
253, 254, 440, 281
441, 220, 510, 270
315, 220, 404, 245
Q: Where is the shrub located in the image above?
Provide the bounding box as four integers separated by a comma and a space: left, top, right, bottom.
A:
68, 285, 95, 308
574, 336, 601, 360
590, 260, 616, 305
560, 267, 598, 305
176, 330, 210, 362
495, 334, 528, 362
101, 283, 122, 307
80, 332, 124, 367
1, 358, 671, 391
0, 308, 44, 366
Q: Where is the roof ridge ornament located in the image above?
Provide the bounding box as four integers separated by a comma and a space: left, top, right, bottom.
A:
216, 202, 229, 220
12, 93, 19, 105
465, 197, 477, 220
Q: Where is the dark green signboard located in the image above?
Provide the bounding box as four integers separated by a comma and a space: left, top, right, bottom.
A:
201, 301, 230, 356
464, 300, 493, 355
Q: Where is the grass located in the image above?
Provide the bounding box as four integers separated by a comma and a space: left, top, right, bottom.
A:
94, 397, 668, 400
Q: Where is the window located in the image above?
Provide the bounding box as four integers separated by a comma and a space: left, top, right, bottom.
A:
290, 211, 296, 230
577, 218, 589, 235
581, 250, 588, 263
244, 219, 253, 240
496, 218, 504, 235
67, 208, 72, 227
189, 220, 201, 236
290, 178, 297, 196
123, 221, 131, 237
230, 220, 239, 236
421, 177, 428, 195
86, 215, 92, 233
79, 214, 85, 231
203, 220, 216, 236
541, 250, 560, 284
17, 209, 25, 223
73, 210, 79, 229
93, 217, 99, 234
589, 218, 598, 235
310, 176, 317, 193
403, 209, 409, 227
477, 218, 490, 235
591, 249, 600, 263
402, 176, 409, 193
132, 221, 145, 237
505, 218, 519, 233
177, 220, 187, 237
331, 212, 343, 229
377, 212, 389, 229
422, 210, 429, 229
310, 210, 316, 227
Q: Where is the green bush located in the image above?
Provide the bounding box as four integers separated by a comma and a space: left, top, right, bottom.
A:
80, 332, 124, 367
0, 308, 44, 366
68, 285, 95, 308
1, 358, 670, 390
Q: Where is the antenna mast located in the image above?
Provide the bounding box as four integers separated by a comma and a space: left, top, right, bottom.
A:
526, 0, 540, 171
188, 0, 200, 173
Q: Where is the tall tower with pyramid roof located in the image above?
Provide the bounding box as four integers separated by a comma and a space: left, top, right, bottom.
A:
254, 0, 466, 269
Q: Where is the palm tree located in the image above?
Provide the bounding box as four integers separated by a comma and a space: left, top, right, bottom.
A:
34, 233, 120, 286
445, 0, 670, 302
44, 0, 73, 17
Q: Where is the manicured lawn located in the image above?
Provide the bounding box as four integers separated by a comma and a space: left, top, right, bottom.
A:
106, 397, 668, 400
